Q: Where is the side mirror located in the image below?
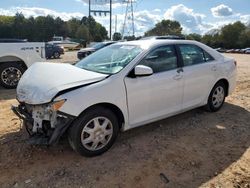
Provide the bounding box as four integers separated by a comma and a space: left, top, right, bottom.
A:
134, 65, 153, 77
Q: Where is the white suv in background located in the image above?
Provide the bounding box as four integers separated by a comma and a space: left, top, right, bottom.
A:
12, 39, 237, 156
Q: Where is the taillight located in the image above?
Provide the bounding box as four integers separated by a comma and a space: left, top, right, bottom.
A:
234, 61, 237, 66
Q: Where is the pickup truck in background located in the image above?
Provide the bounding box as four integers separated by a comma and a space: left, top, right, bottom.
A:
45, 43, 64, 59
0, 41, 45, 89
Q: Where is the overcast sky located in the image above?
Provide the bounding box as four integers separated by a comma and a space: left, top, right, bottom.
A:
0, 0, 250, 36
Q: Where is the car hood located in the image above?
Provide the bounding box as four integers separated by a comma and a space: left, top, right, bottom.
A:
17, 62, 107, 104
79, 47, 96, 52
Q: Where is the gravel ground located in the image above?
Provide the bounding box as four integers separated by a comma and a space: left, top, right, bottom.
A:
0, 52, 249, 188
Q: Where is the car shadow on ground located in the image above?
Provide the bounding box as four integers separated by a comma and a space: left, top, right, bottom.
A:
0, 102, 249, 187
0, 86, 16, 100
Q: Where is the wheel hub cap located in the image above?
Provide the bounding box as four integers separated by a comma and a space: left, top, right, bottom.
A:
212, 86, 225, 108
81, 117, 113, 151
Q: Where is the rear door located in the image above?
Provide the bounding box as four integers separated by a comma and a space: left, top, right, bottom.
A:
124, 45, 184, 127
177, 44, 218, 109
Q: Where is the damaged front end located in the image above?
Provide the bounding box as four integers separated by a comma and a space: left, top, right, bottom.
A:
11, 100, 75, 145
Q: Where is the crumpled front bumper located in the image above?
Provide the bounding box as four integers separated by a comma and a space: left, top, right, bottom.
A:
11, 104, 75, 145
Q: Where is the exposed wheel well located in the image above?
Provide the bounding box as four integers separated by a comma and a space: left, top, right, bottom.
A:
80, 103, 125, 129
0, 56, 28, 70
216, 79, 229, 96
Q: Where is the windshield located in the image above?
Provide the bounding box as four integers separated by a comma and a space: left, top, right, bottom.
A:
76, 44, 143, 74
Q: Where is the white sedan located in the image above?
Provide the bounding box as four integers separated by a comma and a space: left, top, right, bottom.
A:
12, 39, 237, 156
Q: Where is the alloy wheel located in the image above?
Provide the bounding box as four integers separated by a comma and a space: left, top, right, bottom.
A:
1, 67, 22, 87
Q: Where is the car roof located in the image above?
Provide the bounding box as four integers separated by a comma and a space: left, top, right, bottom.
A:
140, 35, 185, 40
115, 39, 200, 49
114, 39, 224, 60
102, 41, 116, 44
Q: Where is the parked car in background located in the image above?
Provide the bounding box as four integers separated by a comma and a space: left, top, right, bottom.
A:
0, 41, 45, 88
226, 49, 235, 53
241, 48, 250, 53
215, 48, 226, 53
48, 36, 80, 49
45, 43, 64, 59
234, 49, 241, 53
77, 41, 116, 59
13, 39, 237, 156
245, 49, 250, 54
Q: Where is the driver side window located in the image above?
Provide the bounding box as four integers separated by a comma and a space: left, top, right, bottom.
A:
139, 46, 178, 73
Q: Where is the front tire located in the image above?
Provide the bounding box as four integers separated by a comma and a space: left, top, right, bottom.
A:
68, 107, 119, 157
205, 82, 226, 112
0, 62, 25, 89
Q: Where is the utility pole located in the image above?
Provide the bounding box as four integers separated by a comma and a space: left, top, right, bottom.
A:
131, 0, 135, 36
88, 0, 91, 43
110, 0, 112, 40
88, 0, 112, 41
122, 0, 135, 39
115, 15, 117, 34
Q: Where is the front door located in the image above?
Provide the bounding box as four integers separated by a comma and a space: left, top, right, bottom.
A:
124, 45, 184, 127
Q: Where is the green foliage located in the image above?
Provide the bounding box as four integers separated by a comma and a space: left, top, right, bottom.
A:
145, 19, 182, 36
201, 34, 223, 48
112, 32, 122, 41
1, 13, 249, 49
201, 21, 250, 49
220, 21, 246, 49
0, 14, 108, 42
67, 18, 82, 38
239, 29, 250, 48
144, 19, 249, 49
76, 25, 89, 41
186, 33, 202, 41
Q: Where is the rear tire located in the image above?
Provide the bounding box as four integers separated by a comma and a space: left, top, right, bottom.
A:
0, 62, 25, 89
53, 52, 60, 59
205, 82, 226, 112
68, 107, 119, 157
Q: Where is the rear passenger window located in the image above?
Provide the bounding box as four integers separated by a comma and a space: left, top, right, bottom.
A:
140, 46, 178, 73
203, 50, 214, 62
179, 44, 206, 66
179, 44, 214, 67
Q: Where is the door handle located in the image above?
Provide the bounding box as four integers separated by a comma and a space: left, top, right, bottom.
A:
211, 65, 217, 71
173, 74, 183, 80
177, 68, 184, 73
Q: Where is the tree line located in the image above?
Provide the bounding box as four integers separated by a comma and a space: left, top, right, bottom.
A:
0, 13, 108, 42
142, 20, 250, 49
198, 21, 250, 49
0, 13, 249, 49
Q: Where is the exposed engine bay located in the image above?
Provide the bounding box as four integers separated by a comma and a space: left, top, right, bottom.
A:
12, 102, 75, 145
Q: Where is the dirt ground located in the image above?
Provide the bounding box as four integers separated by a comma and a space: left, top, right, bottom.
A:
0, 52, 249, 188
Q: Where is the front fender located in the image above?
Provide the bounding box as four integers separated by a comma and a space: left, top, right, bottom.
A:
55, 77, 129, 130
